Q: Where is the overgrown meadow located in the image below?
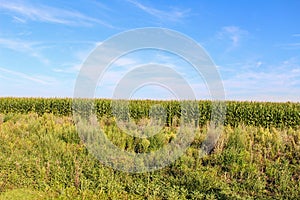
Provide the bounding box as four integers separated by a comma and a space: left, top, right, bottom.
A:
0, 98, 299, 199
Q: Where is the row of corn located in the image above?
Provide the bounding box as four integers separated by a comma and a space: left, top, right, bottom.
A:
0, 97, 299, 128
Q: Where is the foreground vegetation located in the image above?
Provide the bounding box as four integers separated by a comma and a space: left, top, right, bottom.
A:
0, 111, 299, 199
0, 99, 300, 199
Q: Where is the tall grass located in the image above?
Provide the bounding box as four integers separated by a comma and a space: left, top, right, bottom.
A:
0, 113, 299, 199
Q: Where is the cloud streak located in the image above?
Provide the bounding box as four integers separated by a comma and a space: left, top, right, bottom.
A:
126, 0, 190, 22
281, 43, 300, 49
0, 38, 49, 64
0, 0, 114, 28
220, 59, 300, 102
0, 67, 51, 85
217, 26, 249, 50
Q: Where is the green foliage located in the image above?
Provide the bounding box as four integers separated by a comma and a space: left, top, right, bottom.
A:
0, 98, 299, 198
0, 188, 46, 200
0, 98, 300, 128
0, 113, 299, 199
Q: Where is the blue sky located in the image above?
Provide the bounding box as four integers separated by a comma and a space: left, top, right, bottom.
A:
0, 0, 299, 102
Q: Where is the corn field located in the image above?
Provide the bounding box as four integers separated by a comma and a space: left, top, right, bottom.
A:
0, 97, 299, 128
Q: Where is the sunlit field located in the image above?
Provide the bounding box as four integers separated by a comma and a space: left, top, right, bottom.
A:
0, 98, 299, 199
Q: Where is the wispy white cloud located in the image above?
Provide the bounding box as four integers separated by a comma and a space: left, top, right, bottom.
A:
0, 38, 49, 64
53, 64, 82, 74
12, 16, 26, 23
220, 59, 300, 102
287, 43, 300, 46
277, 34, 300, 49
98, 64, 201, 100
95, 55, 210, 100
89, 0, 113, 12
0, 0, 114, 28
0, 38, 34, 51
113, 57, 138, 67
126, 0, 190, 22
220, 60, 264, 74
255, 61, 263, 68
52, 41, 104, 74
217, 26, 249, 50
282, 43, 300, 49
0, 66, 52, 85
0, 39, 50, 64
